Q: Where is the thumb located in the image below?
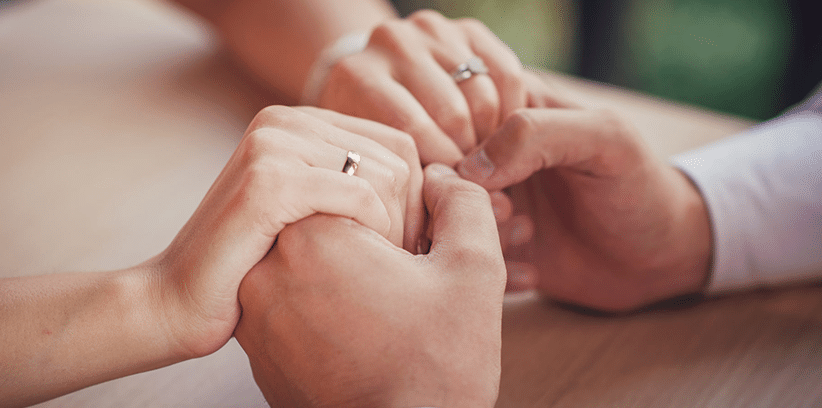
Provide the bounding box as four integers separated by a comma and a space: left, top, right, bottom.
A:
456, 108, 631, 191
423, 164, 504, 276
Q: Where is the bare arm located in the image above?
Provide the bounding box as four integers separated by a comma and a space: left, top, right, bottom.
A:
0, 266, 181, 407
172, 0, 397, 103
0, 106, 422, 407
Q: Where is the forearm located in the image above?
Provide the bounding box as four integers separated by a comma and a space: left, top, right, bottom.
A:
0, 265, 182, 407
173, 0, 397, 102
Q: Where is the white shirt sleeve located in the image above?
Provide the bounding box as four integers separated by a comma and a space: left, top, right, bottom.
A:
670, 93, 822, 294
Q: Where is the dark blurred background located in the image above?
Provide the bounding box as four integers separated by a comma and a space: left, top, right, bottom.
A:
391, 0, 822, 120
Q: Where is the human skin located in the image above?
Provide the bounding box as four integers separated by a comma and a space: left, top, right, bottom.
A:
235, 164, 506, 408
0, 106, 422, 407
317, 9, 527, 166
173, 0, 533, 250
457, 79, 713, 312
174, 1, 527, 166
172, 0, 398, 104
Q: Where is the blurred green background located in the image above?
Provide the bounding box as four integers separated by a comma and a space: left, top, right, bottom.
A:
392, 0, 822, 121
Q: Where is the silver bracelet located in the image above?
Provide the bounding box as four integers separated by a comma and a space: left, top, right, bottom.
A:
299, 31, 370, 106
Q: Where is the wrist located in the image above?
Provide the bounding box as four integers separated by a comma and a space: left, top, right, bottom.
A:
675, 168, 713, 291
122, 260, 196, 363
655, 166, 713, 297
132, 256, 211, 362
300, 31, 371, 105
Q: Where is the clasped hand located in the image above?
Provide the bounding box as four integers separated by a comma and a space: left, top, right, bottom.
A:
151, 106, 425, 358
233, 14, 714, 408
0, 7, 718, 408
160, 104, 506, 408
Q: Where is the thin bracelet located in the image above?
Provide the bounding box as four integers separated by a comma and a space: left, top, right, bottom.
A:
299, 31, 370, 106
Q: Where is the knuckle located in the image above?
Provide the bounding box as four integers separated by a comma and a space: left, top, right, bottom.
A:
392, 156, 412, 188
377, 162, 403, 198
370, 159, 408, 207
438, 104, 473, 137
504, 109, 538, 145
410, 9, 446, 23
457, 17, 487, 34
327, 55, 362, 84
409, 9, 447, 31
594, 109, 638, 146
389, 130, 421, 166
591, 108, 644, 166
350, 177, 380, 210
376, 143, 413, 188
368, 21, 414, 55
390, 111, 433, 145
241, 129, 275, 161
501, 64, 525, 87
594, 108, 624, 131
249, 105, 293, 130
473, 94, 501, 126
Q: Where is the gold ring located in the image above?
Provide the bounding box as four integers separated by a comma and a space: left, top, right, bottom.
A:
342, 151, 361, 176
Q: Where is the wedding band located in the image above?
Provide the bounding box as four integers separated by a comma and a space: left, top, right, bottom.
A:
342, 150, 361, 176
451, 56, 489, 83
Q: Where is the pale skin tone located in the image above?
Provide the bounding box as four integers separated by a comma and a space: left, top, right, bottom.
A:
229, 76, 716, 408
174, 0, 527, 250
2, 1, 719, 405
0, 106, 423, 407
172, 0, 399, 103
235, 164, 506, 408
317, 9, 528, 165
174, 1, 527, 166
2, 2, 528, 405
458, 75, 713, 312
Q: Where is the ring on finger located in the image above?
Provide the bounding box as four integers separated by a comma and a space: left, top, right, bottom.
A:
451, 56, 489, 83
342, 150, 361, 176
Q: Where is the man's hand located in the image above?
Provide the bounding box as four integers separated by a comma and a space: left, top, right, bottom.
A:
458, 94, 713, 312
235, 164, 506, 408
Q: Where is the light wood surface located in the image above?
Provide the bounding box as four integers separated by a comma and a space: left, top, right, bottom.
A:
2, 1, 820, 407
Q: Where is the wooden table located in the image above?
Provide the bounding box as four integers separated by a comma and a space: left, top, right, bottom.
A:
2, 1, 820, 407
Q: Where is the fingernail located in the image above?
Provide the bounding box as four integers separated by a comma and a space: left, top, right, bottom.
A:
427, 163, 458, 177
457, 149, 494, 183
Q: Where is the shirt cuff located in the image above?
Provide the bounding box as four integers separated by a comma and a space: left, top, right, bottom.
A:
671, 112, 822, 294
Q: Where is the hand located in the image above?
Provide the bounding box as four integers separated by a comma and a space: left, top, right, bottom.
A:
457, 86, 712, 312
235, 164, 506, 408
487, 71, 580, 259
150, 106, 423, 358
318, 10, 527, 166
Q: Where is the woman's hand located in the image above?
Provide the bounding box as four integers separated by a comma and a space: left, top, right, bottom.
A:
176, 2, 525, 164
317, 10, 527, 165
235, 164, 506, 408
0, 106, 423, 406
152, 106, 423, 358
457, 79, 712, 312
